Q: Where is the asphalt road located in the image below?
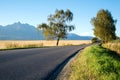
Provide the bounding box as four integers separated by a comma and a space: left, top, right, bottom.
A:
0, 45, 88, 80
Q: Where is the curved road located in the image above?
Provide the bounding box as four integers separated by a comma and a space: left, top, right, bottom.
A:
0, 45, 88, 80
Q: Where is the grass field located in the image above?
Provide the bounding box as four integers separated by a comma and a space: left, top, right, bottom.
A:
0, 40, 91, 49
68, 45, 120, 80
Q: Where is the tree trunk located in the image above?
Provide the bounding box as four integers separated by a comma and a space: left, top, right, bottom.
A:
56, 38, 60, 46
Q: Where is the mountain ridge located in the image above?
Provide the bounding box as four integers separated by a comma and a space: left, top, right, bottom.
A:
0, 22, 93, 40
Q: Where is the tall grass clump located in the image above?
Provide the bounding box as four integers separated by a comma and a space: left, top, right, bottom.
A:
102, 40, 120, 54
6, 43, 19, 49
5, 42, 43, 49
68, 45, 120, 80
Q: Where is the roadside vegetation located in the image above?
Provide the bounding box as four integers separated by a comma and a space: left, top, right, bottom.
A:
67, 9, 120, 80
68, 45, 120, 80
0, 40, 90, 50
91, 9, 116, 43
66, 9, 120, 80
102, 40, 120, 54
91, 37, 100, 43
0, 41, 44, 50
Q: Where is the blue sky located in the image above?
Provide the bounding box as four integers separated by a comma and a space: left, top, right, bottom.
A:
0, 0, 120, 36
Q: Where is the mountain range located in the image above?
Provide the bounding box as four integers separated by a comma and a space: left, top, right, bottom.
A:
0, 22, 93, 40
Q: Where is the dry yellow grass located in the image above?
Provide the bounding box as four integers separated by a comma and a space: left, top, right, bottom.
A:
103, 42, 120, 54
0, 40, 91, 49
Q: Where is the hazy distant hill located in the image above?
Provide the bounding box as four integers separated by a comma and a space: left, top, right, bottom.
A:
67, 33, 93, 40
0, 22, 93, 40
0, 22, 44, 40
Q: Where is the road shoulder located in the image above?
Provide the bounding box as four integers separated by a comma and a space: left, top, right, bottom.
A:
56, 50, 82, 80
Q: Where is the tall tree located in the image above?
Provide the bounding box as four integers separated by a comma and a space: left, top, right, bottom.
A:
91, 9, 116, 43
37, 9, 74, 46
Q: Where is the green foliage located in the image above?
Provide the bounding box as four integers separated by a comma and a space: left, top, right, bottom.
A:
37, 9, 74, 46
91, 37, 99, 43
37, 23, 52, 40
69, 45, 120, 80
91, 9, 116, 43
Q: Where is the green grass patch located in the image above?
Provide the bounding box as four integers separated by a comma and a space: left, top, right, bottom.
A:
68, 45, 120, 80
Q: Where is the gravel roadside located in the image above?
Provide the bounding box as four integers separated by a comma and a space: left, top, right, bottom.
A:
56, 50, 83, 80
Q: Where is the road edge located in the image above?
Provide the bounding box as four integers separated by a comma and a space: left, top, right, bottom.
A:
47, 44, 91, 80
46, 47, 84, 80
55, 49, 83, 80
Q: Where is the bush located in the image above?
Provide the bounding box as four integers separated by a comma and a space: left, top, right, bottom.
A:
91, 37, 99, 43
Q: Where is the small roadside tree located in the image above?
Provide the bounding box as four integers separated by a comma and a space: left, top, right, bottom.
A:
91, 9, 116, 43
37, 9, 75, 46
